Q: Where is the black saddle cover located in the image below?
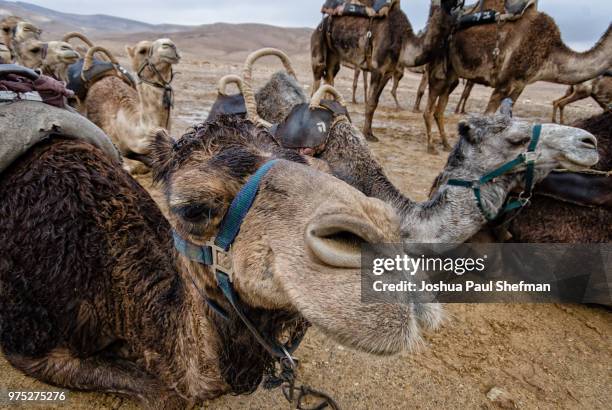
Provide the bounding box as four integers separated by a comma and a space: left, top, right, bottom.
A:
206, 93, 247, 122
67, 58, 136, 100
274, 100, 350, 149
321, 0, 394, 18
535, 172, 612, 209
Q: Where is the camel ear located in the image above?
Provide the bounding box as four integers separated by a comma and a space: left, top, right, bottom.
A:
499, 98, 514, 118
458, 120, 481, 144
150, 128, 175, 183
125, 45, 135, 58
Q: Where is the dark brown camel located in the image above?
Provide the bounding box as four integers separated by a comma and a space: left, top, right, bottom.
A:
423, 1, 612, 153
0, 113, 443, 407
311, 0, 459, 141
552, 74, 612, 124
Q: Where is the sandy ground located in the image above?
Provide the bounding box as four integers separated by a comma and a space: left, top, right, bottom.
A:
1, 49, 610, 410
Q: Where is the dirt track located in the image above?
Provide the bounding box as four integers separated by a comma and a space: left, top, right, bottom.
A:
1, 49, 610, 410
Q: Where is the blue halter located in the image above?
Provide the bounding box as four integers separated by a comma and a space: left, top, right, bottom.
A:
172, 159, 303, 362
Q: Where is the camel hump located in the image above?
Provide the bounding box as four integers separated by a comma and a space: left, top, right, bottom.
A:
0, 100, 121, 174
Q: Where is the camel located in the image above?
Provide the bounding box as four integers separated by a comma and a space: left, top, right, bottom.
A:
484, 111, 611, 243
311, 0, 460, 141
422, 2, 612, 153
6, 20, 42, 66
82, 39, 180, 172
0, 42, 10, 63
244, 70, 599, 243
552, 74, 612, 124
345, 63, 404, 108
0, 102, 442, 407
3, 38, 80, 81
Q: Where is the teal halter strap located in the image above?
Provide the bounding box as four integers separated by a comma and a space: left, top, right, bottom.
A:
171, 159, 304, 361
447, 124, 542, 221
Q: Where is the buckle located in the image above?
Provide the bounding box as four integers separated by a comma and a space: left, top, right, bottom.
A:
208, 241, 234, 282
523, 151, 538, 163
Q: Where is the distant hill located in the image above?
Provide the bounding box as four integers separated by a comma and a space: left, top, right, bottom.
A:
0, 1, 313, 59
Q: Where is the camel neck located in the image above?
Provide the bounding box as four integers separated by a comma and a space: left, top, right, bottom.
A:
543, 24, 612, 84
400, 176, 513, 244
137, 63, 174, 130
401, 6, 449, 67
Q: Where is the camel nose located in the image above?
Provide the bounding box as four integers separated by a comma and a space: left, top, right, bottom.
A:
305, 211, 389, 268
579, 134, 597, 150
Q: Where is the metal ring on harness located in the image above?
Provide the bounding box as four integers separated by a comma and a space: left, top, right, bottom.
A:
446, 124, 542, 221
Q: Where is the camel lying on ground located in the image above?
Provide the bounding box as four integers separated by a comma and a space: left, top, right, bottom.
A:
0, 94, 443, 407
81, 39, 180, 173
552, 74, 612, 124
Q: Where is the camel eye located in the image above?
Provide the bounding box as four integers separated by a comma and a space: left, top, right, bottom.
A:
175, 203, 217, 223
139, 49, 147, 55
508, 136, 531, 146
30, 47, 41, 53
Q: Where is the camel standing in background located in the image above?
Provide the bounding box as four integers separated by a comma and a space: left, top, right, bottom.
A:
552, 74, 612, 124
345, 62, 404, 109
82, 39, 180, 173
423, 4, 612, 153
311, 0, 459, 141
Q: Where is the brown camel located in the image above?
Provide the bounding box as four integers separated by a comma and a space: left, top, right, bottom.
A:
311, 0, 460, 141
552, 74, 612, 124
345, 62, 404, 108
0, 108, 442, 407
423, 2, 612, 153
83, 39, 180, 172
0, 16, 25, 56
4, 38, 80, 81
6, 20, 42, 66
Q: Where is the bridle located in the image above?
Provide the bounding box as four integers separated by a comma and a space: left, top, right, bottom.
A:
136, 45, 175, 129
446, 124, 542, 221
172, 159, 339, 409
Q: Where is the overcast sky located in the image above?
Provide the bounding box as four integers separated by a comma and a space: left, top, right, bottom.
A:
15, 0, 612, 50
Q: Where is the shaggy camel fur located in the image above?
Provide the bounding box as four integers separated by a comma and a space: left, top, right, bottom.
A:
84, 39, 180, 172
552, 75, 612, 124
423, 1, 612, 153
0, 115, 441, 408
499, 111, 611, 243
311, 0, 459, 141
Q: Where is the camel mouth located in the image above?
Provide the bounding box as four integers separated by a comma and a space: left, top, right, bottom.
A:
560, 134, 599, 170
161, 53, 181, 64
60, 53, 80, 64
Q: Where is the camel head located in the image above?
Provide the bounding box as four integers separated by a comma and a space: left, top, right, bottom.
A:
150, 115, 443, 355
44, 41, 80, 65
0, 42, 11, 63
16, 39, 45, 68
0, 16, 23, 47
126, 38, 181, 74
12, 21, 41, 43
442, 105, 600, 184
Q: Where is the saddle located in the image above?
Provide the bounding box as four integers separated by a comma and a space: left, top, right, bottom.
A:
457, 0, 537, 30
67, 58, 137, 101
534, 171, 612, 209
0, 68, 120, 174
321, 0, 396, 18
271, 100, 351, 149
207, 93, 247, 121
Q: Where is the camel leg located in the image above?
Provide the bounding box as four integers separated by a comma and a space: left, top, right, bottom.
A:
363, 70, 368, 105
485, 86, 514, 114
556, 91, 588, 124
423, 93, 439, 154
5, 350, 184, 409
323, 55, 341, 88
455, 81, 474, 114
391, 71, 404, 111
552, 86, 574, 123
434, 79, 459, 151
413, 72, 428, 113
363, 70, 392, 142
352, 69, 360, 104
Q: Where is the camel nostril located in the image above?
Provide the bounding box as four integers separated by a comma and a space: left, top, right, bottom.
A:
305, 214, 378, 269
580, 136, 597, 149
